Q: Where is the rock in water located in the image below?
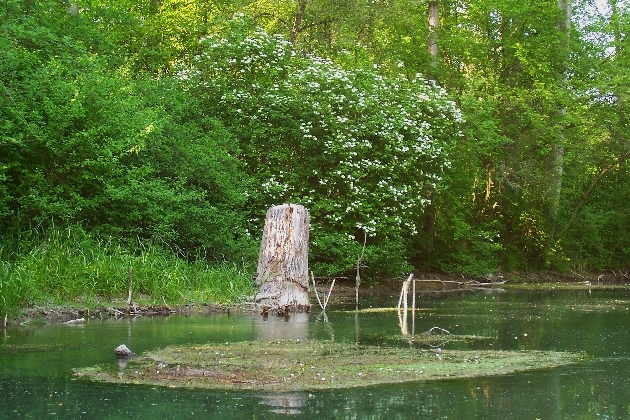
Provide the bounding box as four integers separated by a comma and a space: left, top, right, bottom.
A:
115, 344, 135, 357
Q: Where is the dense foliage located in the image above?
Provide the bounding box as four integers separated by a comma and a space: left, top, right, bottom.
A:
180, 16, 463, 276
1, 0, 628, 315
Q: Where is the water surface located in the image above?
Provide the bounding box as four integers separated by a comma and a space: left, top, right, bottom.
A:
1, 288, 629, 419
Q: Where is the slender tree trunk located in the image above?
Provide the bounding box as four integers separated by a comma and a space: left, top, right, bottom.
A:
556, 155, 627, 240
422, 1, 439, 247
608, 0, 628, 139
550, 0, 571, 238
290, 0, 308, 45
255, 204, 310, 313
428, 1, 439, 72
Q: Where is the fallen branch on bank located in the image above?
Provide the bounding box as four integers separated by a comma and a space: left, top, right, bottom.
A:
412, 278, 508, 289
109, 307, 125, 316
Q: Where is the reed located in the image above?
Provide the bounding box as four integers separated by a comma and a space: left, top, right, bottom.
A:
0, 226, 255, 318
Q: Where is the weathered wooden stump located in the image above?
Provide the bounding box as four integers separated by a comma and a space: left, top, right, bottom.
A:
255, 204, 310, 314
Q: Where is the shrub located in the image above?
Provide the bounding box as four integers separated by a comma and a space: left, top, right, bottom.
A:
182, 15, 463, 277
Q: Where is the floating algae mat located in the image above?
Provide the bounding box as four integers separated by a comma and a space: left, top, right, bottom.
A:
74, 340, 584, 392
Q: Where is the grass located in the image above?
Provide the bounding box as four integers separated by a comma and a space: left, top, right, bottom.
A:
73, 339, 585, 392
0, 226, 256, 320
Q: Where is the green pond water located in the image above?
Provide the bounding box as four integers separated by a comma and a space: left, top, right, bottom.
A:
1, 287, 630, 419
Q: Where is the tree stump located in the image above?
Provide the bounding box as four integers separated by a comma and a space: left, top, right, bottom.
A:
255, 204, 310, 314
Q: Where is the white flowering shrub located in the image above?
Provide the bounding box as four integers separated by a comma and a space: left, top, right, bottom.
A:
183, 15, 463, 277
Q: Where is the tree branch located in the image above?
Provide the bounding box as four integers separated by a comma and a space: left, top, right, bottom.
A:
556, 153, 628, 240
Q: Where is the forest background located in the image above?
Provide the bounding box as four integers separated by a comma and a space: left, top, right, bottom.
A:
1, 0, 628, 316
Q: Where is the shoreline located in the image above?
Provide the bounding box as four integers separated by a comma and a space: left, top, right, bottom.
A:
6, 271, 629, 326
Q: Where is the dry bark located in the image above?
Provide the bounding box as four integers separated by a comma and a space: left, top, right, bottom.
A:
255, 204, 310, 313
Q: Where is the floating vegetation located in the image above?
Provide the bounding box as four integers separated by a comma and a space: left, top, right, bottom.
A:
557, 299, 630, 313
350, 307, 432, 314
74, 340, 584, 392
519, 298, 630, 313
357, 327, 496, 349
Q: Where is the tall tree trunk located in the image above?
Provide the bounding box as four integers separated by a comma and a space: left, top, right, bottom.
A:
609, 0, 628, 137
255, 204, 310, 314
428, 1, 439, 72
422, 1, 439, 247
550, 0, 571, 238
290, 0, 308, 45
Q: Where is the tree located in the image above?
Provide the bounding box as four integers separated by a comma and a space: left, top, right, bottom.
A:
428, 1, 439, 72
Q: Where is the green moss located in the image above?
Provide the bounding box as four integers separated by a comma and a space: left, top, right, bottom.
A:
74, 340, 584, 392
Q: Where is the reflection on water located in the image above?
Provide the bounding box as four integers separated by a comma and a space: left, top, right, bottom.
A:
259, 393, 310, 415
254, 313, 309, 341
1, 288, 630, 419
116, 356, 132, 371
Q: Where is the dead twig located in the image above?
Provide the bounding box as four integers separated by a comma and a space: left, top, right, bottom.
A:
323, 278, 336, 311
127, 266, 133, 306
162, 296, 171, 311
311, 272, 336, 313
311, 271, 325, 310
355, 232, 367, 306
428, 326, 452, 335
110, 307, 125, 316
397, 274, 414, 310
425, 326, 453, 348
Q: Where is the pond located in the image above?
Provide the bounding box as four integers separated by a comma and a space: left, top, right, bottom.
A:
1, 287, 630, 419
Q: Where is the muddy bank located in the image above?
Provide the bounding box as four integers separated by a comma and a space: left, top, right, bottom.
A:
12, 301, 258, 326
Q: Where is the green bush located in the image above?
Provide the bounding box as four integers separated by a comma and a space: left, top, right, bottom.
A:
183, 15, 463, 277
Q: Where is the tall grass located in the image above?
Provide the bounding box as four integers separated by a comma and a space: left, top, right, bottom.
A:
0, 226, 256, 319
